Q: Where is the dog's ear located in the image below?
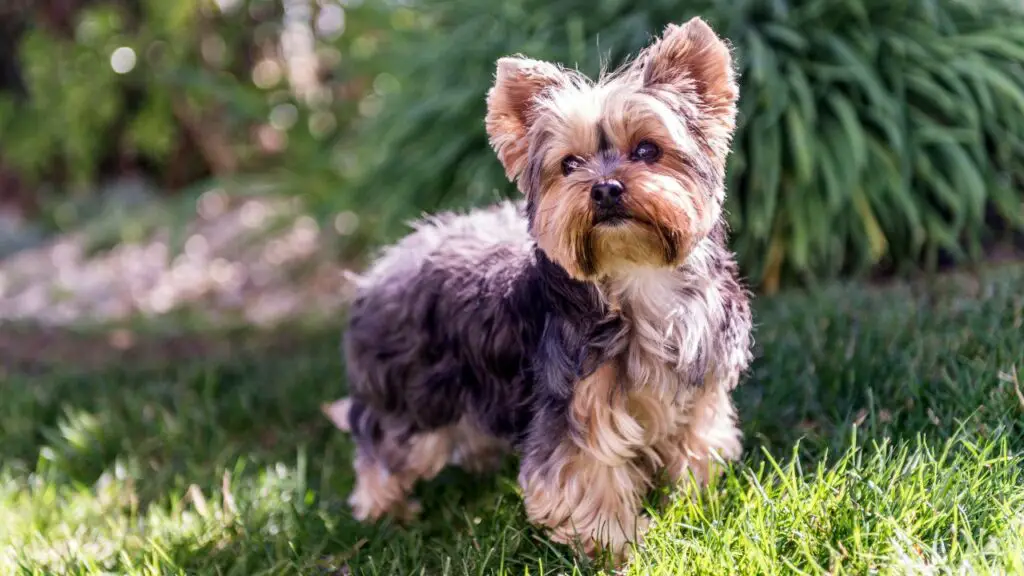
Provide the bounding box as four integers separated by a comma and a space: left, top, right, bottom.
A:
637, 18, 738, 130
486, 56, 567, 181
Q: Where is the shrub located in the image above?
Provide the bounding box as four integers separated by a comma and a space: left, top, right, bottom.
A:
0, 0, 386, 233
352, 0, 1024, 291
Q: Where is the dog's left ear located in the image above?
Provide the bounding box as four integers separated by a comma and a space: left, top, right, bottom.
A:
638, 18, 738, 129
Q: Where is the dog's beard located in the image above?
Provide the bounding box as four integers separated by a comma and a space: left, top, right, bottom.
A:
575, 212, 684, 278
532, 188, 691, 280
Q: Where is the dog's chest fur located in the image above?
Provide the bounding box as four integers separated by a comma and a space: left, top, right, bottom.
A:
570, 252, 726, 467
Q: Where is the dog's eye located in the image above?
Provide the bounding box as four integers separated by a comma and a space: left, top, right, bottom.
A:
561, 155, 584, 176
631, 140, 661, 163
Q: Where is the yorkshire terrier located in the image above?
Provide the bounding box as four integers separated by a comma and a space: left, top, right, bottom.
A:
324, 17, 753, 560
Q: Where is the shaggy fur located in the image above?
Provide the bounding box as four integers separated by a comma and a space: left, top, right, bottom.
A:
326, 17, 754, 560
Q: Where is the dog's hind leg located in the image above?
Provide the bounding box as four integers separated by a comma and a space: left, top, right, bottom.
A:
448, 418, 510, 474
342, 399, 456, 522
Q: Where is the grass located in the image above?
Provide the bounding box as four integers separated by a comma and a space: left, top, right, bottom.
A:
1, 264, 1023, 575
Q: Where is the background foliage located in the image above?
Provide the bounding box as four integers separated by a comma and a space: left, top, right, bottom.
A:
2, 0, 1024, 291
0, 0, 388, 234
351, 0, 1024, 291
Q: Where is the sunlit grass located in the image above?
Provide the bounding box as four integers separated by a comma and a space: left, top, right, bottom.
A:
1, 265, 1022, 574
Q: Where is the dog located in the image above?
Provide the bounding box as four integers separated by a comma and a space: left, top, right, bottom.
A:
324, 16, 753, 560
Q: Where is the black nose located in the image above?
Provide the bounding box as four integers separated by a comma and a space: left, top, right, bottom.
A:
590, 180, 624, 208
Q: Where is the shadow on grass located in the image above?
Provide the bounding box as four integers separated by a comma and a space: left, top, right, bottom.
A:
737, 263, 1024, 463
2, 265, 1022, 574
1, 322, 597, 573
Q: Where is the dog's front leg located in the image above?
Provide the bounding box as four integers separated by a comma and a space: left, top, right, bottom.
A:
656, 373, 743, 491
519, 442, 649, 561
518, 364, 651, 561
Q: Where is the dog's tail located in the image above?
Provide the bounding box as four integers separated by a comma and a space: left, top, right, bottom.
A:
321, 397, 353, 432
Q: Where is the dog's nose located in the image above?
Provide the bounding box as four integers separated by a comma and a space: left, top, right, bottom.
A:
590, 180, 624, 208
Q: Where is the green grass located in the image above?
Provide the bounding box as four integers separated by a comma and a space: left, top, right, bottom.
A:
1, 265, 1023, 575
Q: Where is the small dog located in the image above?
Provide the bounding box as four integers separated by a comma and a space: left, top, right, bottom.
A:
325, 17, 753, 559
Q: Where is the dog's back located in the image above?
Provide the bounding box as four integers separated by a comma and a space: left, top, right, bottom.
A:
339, 201, 547, 518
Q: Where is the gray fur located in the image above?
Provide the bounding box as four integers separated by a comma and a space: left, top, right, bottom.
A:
341, 200, 752, 485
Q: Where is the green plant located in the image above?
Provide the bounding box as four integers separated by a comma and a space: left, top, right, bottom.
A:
0, 0, 388, 234
3, 264, 1024, 573
352, 0, 1024, 291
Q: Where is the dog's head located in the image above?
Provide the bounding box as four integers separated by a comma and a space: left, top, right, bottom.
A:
485, 17, 738, 280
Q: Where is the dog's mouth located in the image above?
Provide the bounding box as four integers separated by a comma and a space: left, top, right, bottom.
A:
592, 206, 633, 226
592, 210, 658, 232
594, 215, 628, 226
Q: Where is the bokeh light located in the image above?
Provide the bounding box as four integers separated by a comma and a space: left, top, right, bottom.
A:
270, 104, 300, 131
110, 47, 137, 74
317, 4, 346, 39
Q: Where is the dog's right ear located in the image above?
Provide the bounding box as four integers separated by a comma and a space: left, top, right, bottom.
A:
485, 56, 566, 181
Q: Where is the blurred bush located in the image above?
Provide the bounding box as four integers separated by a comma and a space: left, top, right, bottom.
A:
353, 0, 1024, 291
4, 0, 1024, 291
0, 0, 388, 236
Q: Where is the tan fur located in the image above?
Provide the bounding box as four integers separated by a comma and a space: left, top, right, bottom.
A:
521, 245, 745, 557
511, 19, 745, 558
342, 17, 748, 564
321, 397, 353, 431
449, 417, 510, 473
532, 183, 595, 279
656, 378, 743, 489
522, 22, 735, 280
485, 57, 572, 180
348, 450, 423, 522
520, 435, 651, 561
346, 415, 508, 521
521, 369, 740, 560
522, 365, 650, 559
569, 363, 668, 468
635, 17, 739, 162
347, 428, 449, 522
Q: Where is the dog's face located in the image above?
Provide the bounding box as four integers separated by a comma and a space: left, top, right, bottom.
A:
485, 18, 738, 280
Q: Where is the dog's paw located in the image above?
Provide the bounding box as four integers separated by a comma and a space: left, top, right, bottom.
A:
347, 490, 421, 524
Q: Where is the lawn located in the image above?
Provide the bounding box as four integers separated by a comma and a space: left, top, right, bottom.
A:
1, 264, 1023, 575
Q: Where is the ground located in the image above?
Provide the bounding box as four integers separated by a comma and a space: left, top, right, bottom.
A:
1, 259, 1023, 574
